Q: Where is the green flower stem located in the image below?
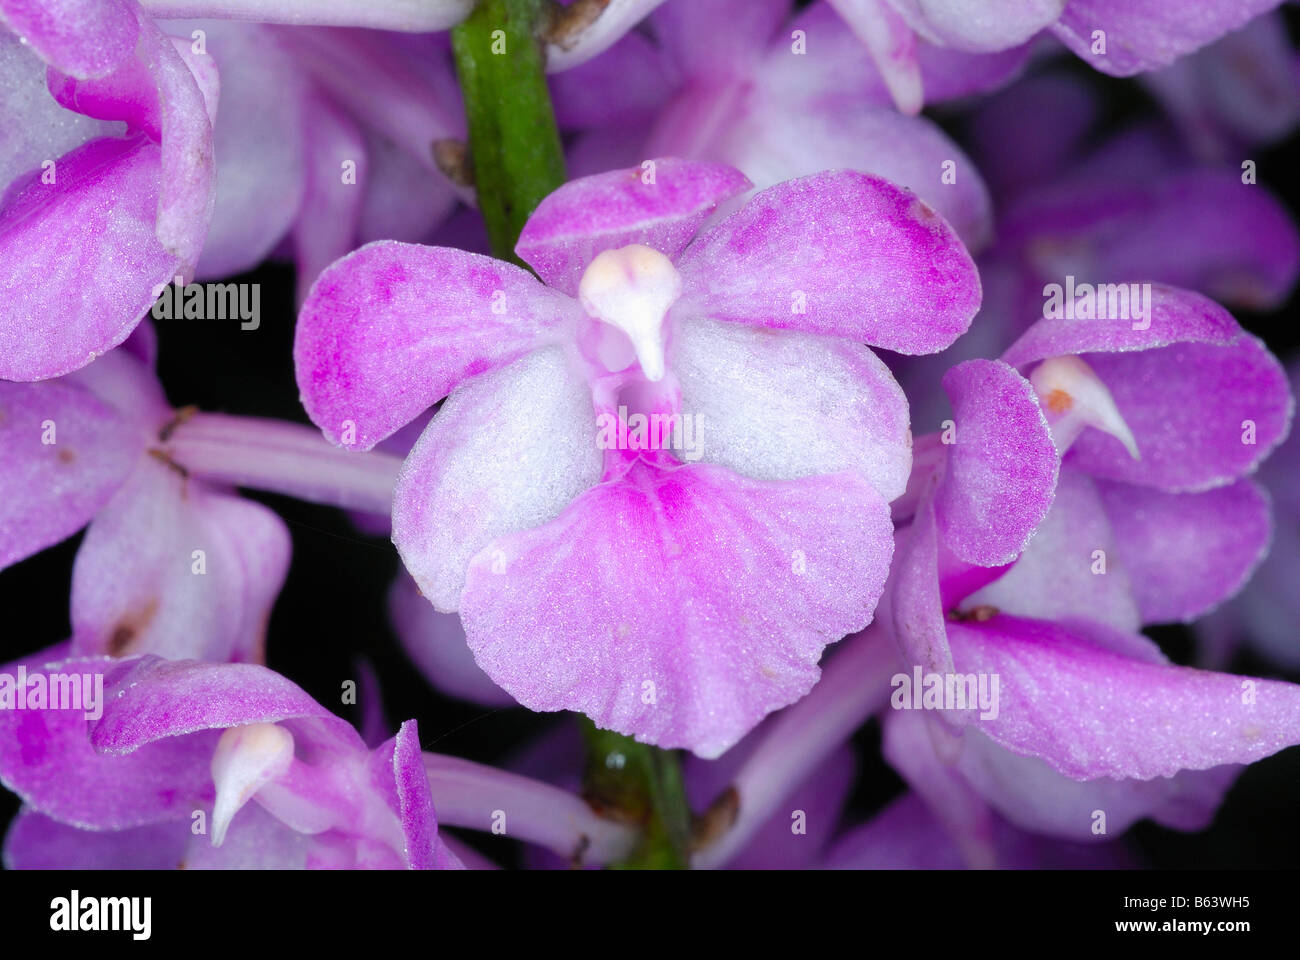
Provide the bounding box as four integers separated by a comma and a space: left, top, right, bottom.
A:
579, 719, 694, 870
450, 0, 567, 263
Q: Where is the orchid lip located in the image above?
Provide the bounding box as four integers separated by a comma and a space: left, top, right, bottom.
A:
577, 244, 682, 382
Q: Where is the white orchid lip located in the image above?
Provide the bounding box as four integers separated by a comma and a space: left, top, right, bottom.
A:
209, 722, 294, 847
577, 244, 682, 382
1029, 354, 1140, 460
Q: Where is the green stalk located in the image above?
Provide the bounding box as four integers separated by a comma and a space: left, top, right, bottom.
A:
450, 0, 567, 263
579, 719, 694, 870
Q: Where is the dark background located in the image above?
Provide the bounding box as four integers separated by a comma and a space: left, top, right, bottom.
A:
2, 16, 1299, 869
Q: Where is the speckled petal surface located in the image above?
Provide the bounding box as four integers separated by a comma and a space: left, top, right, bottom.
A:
949, 614, 1300, 779
87, 655, 362, 756
381, 720, 462, 869
295, 240, 579, 449
0, 136, 176, 381
461, 461, 893, 758
0, 29, 121, 187
675, 170, 980, 354
1001, 283, 1240, 368
0, 376, 138, 572
0, 653, 218, 828
50, 9, 219, 275
934, 359, 1058, 566
672, 316, 911, 499
1097, 477, 1272, 624
514, 158, 752, 296
0, 0, 138, 79
1064, 335, 1291, 492
391, 347, 602, 612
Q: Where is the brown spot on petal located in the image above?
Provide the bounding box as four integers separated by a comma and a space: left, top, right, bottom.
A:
159, 405, 198, 442
569, 834, 591, 869
691, 785, 740, 853
107, 598, 160, 656
57, 448, 76, 464
147, 447, 189, 480
432, 139, 473, 188
544, 0, 611, 47
950, 604, 999, 623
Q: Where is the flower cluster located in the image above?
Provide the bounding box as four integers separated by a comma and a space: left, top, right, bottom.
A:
1, 0, 1298, 872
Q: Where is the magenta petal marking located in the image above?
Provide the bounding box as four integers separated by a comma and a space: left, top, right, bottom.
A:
461, 461, 893, 758
0, 136, 175, 381
515, 158, 752, 296
0, 0, 139, 79
294, 240, 579, 450
388, 720, 460, 869
675, 170, 981, 354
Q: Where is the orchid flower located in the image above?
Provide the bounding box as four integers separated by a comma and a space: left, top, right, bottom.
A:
0, 652, 634, 869
295, 158, 982, 757
872, 286, 1299, 858
0, 328, 402, 662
